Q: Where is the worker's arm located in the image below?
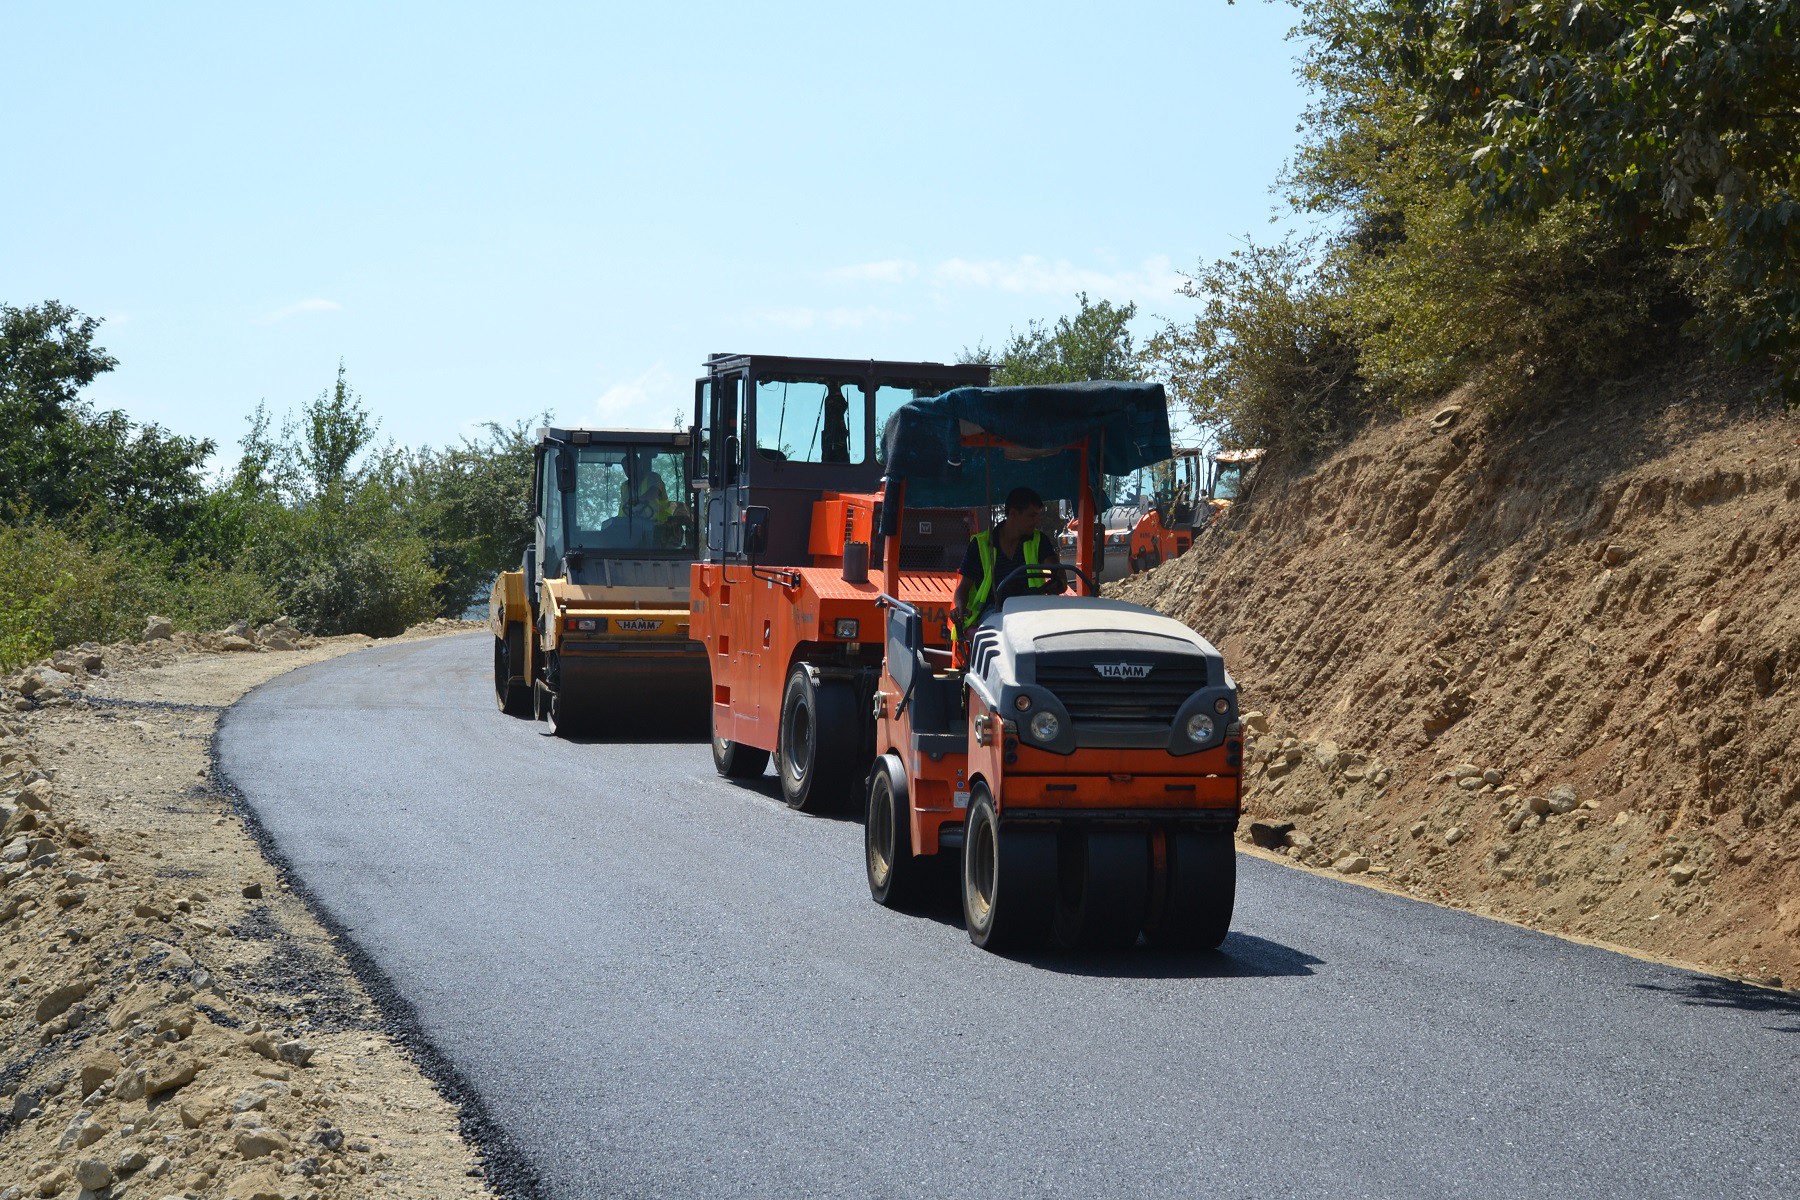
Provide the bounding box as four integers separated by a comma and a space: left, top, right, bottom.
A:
952, 538, 981, 625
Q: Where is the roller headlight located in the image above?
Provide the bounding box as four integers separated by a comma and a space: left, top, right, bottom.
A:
1184, 713, 1216, 744
1028, 711, 1060, 742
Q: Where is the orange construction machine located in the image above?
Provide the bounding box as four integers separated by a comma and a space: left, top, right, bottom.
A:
1126, 445, 1266, 574
689, 359, 1243, 952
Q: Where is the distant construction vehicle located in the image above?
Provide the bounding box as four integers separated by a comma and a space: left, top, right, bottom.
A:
490, 426, 708, 735
686, 357, 1243, 951
1125, 445, 1266, 574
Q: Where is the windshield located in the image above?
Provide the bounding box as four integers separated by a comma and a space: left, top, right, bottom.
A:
755, 377, 867, 465
748, 375, 953, 466
1212, 462, 1247, 503
567, 443, 696, 554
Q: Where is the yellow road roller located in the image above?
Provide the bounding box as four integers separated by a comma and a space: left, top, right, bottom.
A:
490, 426, 708, 735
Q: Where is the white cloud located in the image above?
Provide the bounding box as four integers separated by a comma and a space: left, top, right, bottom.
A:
930, 255, 1182, 299
594, 362, 684, 428
818, 254, 1184, 303
733, 306, 912, 331
820, 259, 919, 285
254, 298, 342, 325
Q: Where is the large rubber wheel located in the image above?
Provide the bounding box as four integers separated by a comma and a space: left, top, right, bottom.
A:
494, 633, 532, 716
1053, 829, 1150, 951
866, 757, 929, 908
712, 731, 770, 778
962, 788, 1056, 951
534, 680, 576, 738
1146, 830, 1236, 950
776, 666, 859, 813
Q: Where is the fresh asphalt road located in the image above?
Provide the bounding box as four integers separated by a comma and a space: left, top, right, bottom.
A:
217, 634, 1800, 1200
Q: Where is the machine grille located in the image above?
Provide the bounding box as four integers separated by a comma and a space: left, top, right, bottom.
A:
877, 508, 973, 573
1034, 659, 1207, 727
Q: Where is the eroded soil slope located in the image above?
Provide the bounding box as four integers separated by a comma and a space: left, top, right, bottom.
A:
1118, 366, 1800, 987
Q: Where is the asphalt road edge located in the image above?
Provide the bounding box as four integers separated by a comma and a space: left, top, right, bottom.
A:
210, 645, 546, 1200
1235, 840, 1797, 997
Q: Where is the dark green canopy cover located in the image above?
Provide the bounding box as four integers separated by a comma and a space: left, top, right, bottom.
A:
880, 381, 1172, 512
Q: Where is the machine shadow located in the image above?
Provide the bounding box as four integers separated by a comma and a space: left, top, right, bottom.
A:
551, 711, 712, 745
712, 774, 867, 824
1633, 974, 1800, 1033
1018, 931, 1324, 980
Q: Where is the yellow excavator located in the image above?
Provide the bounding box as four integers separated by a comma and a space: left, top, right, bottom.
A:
490, 426, 708, 735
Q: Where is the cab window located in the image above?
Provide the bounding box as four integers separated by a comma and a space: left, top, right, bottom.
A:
755, 377, 867, 465
568, 445, 696, 552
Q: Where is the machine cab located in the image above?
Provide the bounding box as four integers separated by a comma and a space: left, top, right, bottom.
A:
529, 427, 698, 596
691, 354, 990, 569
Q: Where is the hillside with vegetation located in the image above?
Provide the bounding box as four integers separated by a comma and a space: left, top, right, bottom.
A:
1110, 0, 1800, 986
0, 302, 537, 669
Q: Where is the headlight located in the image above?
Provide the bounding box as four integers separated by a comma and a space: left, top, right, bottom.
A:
1028, 711, 1060, 742
1185, 713, 1216, 744
833, 618, 859, 639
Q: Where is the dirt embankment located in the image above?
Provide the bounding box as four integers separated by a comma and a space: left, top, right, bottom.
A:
0, 620, 499, 1200
1118, 365, 1800, 989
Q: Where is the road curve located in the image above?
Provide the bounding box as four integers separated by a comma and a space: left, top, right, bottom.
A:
218, 634, 1800, 1200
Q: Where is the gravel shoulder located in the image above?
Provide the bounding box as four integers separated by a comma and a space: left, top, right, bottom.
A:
0, 621, 499, 1200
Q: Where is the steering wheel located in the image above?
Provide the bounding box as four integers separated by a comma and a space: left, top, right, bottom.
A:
992, 562, 1097, 601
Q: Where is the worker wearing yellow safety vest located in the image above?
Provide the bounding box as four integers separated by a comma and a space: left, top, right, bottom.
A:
952, 486, 1067, 640
621, 448, 673, 521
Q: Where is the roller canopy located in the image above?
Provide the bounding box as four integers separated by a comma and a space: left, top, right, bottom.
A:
879, 382, 1173, 520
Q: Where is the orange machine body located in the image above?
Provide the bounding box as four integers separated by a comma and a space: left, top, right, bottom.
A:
692, 493, 966, 753
871, 455, 1241, 861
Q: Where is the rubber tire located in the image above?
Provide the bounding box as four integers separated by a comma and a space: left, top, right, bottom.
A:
1054, 829, 1150, 951
962, 788, 1056, 951
1147, 830, 1236, 950
866, 757, 930, 908
776, 666, 860, 813
711, 731, 770, 778
494, 633, 532, 716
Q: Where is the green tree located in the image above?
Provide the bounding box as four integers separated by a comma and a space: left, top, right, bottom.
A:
1373, 0, 1800, 390
1149, 237, 1364, 451
236, 366, 442, 637
964, 294, 1147, 384
400, 418, 541, 616
0, 301, 214, 537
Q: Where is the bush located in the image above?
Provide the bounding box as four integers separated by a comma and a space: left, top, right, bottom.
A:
0, 517, 278, 671
277, 536, 441, 638
1149, 238, 1365, 453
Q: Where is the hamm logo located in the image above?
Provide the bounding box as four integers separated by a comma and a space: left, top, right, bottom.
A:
1094, 662, 1154, 680
617, 619, 664, 633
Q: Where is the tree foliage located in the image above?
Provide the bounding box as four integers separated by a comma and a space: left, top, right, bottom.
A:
1150, 0, 1728, 450
1377, 0, 1800, 389
1149, 238, 1364, 450
0, 303, 542, 661
0, 301, 214, 538
964, 294, 1147, 384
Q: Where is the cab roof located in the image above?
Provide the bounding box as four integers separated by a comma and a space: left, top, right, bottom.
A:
881, 381, 1173, 510
537, 427, 691, 447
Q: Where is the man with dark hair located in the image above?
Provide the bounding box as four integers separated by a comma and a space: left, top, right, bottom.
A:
953, 485, 1066, 635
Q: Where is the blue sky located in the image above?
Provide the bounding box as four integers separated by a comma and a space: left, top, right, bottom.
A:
2, 2, 1308, 462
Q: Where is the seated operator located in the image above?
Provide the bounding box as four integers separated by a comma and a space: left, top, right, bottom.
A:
821, 382, 852, 464
952, 486, 1067, 636
613, 447, 672, 548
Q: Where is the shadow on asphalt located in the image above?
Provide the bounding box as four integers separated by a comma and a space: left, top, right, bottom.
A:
1633, 974, 1800, 1033
1020, 932, 1324, 980
715, 774, 866, 825
542, 714, 712, 745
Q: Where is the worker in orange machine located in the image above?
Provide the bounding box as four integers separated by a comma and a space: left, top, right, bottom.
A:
952, 485, 1067, 638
